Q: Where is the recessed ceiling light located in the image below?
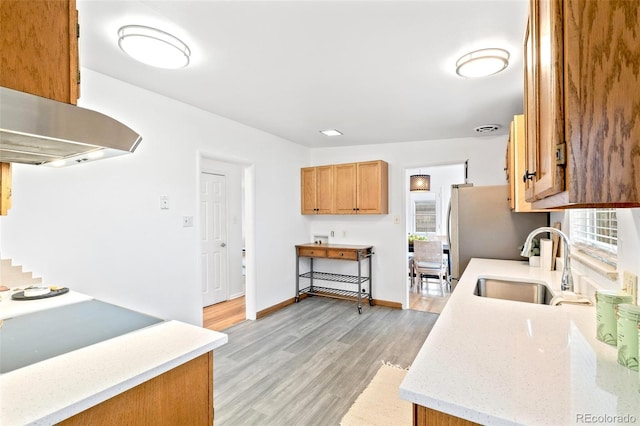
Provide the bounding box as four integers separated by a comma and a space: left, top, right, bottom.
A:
118, 25, 191, 69
456, 48, 510, 78
320, 129, 343, 137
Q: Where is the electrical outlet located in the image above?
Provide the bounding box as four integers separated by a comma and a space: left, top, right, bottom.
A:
182, 216, 194, 227
622, 271, 637, 292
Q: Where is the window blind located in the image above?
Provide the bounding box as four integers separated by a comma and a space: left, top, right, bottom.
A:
415, 201, 436, 233
570, 208, 617, 258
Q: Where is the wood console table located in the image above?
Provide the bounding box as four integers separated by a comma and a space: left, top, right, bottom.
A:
295, 243, 374, 314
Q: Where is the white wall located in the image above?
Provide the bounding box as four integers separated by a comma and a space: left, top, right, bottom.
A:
0, 69, 309, 324
307, 135, 508, 307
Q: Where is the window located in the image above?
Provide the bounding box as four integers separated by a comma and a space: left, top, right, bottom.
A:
414, 200, 436, 233
570, 208, 617, 264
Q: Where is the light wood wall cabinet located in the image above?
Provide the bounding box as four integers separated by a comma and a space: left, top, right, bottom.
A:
507, 115, 550, 212
334, 160, 388, 214
524, 0, 640, 208
0, 0, 80, 215
301, 165, 334, 214
301, 160, 388, 215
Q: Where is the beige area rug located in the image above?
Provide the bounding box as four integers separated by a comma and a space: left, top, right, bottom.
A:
340, 362, 412, 426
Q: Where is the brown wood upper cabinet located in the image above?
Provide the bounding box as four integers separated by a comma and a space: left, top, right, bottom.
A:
301, 165, 334, 214
507, 115, 551, 212
334, 160, 388, 214
524, 0, 640, 208
0, 0, 79, 104
301, 160, 388, 215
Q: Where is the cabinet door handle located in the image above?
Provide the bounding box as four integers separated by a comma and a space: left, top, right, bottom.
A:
523, 170, 536, 182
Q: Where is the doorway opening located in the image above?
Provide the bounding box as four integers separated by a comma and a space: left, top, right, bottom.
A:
200, 156, 253, 330
405, 163, 465, 313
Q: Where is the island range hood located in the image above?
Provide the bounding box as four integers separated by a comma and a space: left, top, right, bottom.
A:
0, 86, 142, 167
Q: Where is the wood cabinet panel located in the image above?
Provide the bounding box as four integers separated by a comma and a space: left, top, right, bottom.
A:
0, 0, 79, 104
301, 166, 334, 214
561, 0, 640, 206
526, 0, 565, 201
356, 160, 389, 214
333, 160, 388, 214
508, 115, 553, 212
334, 163, 358, 214
297, 247, 327, 258
0, 163, 11, 215
413, 404, 480, 426
326, 248, 358, 260
523, 15, 537, 202
525, 0, 640, 208
60, 352, 213, 425
302, 161, 388, 215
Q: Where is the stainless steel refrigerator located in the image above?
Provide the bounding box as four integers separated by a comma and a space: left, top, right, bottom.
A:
446, 184, 548, 287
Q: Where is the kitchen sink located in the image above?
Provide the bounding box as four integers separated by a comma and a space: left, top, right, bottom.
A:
474, 277, 554, 305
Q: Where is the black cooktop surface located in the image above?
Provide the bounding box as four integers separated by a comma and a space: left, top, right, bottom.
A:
0, 300, 163, 374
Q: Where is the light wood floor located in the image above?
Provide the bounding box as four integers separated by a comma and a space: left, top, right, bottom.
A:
213, 297, 438, 426
203, 296, 246, 331
409, 277, 451, 314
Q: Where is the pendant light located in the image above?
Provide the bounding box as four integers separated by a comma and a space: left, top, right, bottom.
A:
410, 174, 430, 191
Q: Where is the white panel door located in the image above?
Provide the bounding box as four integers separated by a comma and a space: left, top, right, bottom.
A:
201, 172, 228, 307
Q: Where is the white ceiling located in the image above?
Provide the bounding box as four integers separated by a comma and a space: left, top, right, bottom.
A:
77, 0, 529, 148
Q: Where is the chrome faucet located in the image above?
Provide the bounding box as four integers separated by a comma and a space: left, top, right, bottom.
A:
521, 226, 573, 292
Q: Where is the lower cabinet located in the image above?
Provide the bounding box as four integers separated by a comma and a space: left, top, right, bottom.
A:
59, 352, 213, 425
413, 404, 480, 426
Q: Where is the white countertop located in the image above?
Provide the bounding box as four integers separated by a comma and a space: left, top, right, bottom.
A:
0, 290, 228, 426
400, 258, 640, 426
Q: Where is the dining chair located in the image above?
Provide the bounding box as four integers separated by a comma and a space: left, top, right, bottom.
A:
412, 239, 449, 293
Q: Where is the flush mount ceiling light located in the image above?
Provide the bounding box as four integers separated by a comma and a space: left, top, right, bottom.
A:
320, 129, 343, 137
118, 25, 191, 69
456, 48, 510, 78
410, 174, 431, 191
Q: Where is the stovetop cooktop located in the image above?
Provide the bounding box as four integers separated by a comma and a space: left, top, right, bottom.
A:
0, 300, 163, 374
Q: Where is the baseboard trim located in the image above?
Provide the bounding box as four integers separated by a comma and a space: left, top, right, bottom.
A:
256, 294, 401, 319
373, 299, 402, 309
256, 296, 306, 319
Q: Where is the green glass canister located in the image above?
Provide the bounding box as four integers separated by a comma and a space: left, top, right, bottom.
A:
616, 303, 640, 371
596, 290, 632, 345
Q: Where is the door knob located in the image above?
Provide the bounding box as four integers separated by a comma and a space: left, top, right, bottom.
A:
220, 242, 227, 247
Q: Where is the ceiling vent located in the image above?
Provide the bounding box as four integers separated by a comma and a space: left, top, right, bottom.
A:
474, 124, 501, 134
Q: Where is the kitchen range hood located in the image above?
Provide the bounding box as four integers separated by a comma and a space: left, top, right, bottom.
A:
0, 86, 142, 167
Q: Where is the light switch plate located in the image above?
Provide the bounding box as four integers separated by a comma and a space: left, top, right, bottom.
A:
160, 195, 169, 210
